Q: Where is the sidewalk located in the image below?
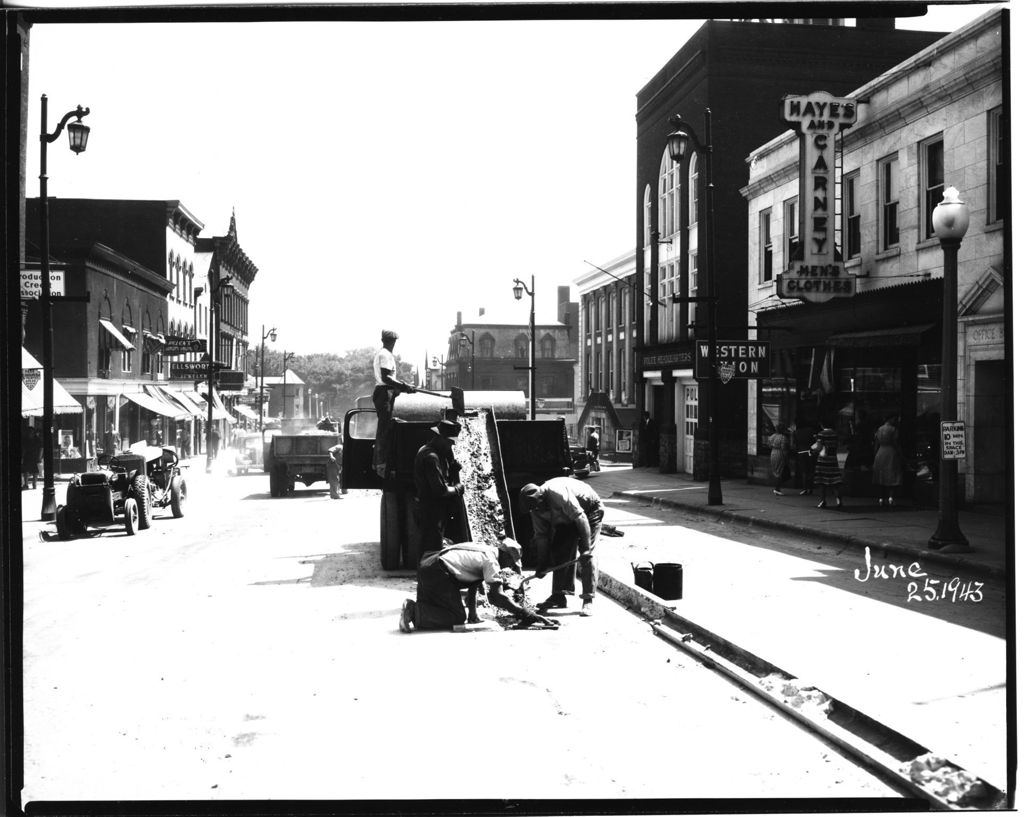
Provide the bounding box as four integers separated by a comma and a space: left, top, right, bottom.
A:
585, 464, 1010, 800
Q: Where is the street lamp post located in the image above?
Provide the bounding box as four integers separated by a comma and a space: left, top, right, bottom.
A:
258, 325, 277, 432
457, 330, 475, 390
512, 276, 536, 420
206, 271, 233, 473
282, 351, 295, 421
928, 187, 971, 552
668, 108, 722, 506
38, 95, 91, 521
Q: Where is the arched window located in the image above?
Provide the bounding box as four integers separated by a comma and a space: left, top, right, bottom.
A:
120, 304, 135, 374
643, 185, 652, 247
478, 334, 495, 358
514, 334, 529, 358
658, 149, 680, 238
539, 334, 555, 359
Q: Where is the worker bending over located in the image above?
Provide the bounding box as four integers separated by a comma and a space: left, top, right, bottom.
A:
399, 538, 553, 632
519, 477, 604, 617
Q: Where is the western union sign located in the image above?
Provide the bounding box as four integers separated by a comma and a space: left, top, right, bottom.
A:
695, 340, 770, 380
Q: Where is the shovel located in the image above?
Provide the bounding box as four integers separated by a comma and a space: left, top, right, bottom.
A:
414, 386, 465, 415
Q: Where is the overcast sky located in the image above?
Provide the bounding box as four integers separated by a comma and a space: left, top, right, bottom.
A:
25, 3, 1005, 371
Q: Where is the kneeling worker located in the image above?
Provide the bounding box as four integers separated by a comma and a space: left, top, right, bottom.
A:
519, 477, 604, 616
399, 538, 555, 632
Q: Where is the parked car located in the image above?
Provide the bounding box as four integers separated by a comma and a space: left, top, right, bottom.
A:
569, 444, 591, 479
56, 443, 187, 538
230, 431, 264, 475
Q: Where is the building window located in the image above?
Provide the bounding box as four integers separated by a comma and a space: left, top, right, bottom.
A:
121, 324, 135, 374
920, 135, 944, 239
989, 107, 1004, 224
783, 197, 798, 267
539, 334, 555, 359
98, 323, 113, 378
687, 250, 697, 338
618, 347, 626, 400
643, 186, 652, 247
514, 334, 528, 359
583, 351, 591, 393
843, 172, 861, 259
688, 153, 699, 226
658, 150, 680, 238
879, 154, 899, 250
759, 209, 773, 283
658, 261, 679, 342
479, 334, 495, 358
603, 294, 610, 331
605, 349, 613, 394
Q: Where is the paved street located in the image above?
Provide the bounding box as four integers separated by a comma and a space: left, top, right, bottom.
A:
19, 459, 908, 805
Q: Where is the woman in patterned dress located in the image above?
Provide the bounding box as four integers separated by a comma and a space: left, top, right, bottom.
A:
812, 423, 843, 509
871, 415, 903, 507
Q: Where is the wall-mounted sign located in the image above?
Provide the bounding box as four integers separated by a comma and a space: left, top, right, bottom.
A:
776, 91, 859, 304
163, 336, 206, 356
640, 348, 694, 369
20, 269, 65, 299
695, 340, 770, 381
616, 429, 634, 454
940, 421, 966, 460
217, 370, 246, 391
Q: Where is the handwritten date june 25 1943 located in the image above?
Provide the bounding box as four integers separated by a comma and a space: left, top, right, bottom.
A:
853, 546, 983, 604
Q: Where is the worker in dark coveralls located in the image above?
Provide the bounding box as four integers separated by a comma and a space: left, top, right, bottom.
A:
326, 442, 344, 499
412, 419, 464, 552
519, 477, 604, 617
399, 538, 554, 632
372, 330, 416, 477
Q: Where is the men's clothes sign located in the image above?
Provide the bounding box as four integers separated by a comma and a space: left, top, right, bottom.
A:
776, 91, 859, 303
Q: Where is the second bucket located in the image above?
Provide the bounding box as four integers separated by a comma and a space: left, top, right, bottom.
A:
653, 563, 683, 600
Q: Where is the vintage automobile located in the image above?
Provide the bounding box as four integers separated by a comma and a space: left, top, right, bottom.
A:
55, 443, 187, 539
568, 444, 592, 479
230, 431, 264, 475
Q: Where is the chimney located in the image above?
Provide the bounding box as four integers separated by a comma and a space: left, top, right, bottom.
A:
456, 311, 462, 327
557, 285, 570, 319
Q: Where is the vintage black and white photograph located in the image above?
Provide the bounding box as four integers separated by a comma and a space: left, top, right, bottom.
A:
5, 0, 1013, 812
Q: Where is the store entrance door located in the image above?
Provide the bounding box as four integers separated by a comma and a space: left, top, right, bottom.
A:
973, 360, 1005, 502
682, 384, 698, 474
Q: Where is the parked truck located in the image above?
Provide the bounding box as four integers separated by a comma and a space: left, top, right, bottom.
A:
341, 390, 575, 570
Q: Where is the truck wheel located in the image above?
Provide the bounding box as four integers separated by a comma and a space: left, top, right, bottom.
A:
170, 475, 186, 518
132, 474, 152, 530
402, 495, 424, 571
124, 498, 140, 536
56, 506, 72, 540
268, 469, 279, 497
380, 492, 402, 570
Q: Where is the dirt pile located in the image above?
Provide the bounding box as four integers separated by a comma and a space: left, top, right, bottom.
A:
452, 412, 507, 547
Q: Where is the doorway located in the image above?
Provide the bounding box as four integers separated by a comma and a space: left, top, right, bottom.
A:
682, 384, 698, 474
972, 360, 1005, 502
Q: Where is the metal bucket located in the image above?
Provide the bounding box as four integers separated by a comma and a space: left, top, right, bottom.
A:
631, 561, 654, 592
653, 563, 683, 600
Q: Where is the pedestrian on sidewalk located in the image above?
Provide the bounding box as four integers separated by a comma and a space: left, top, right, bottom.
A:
872, 415, 903, 508
638, 411, 655, 467
22, 425, 41, 490
768, 423, 790, 496
812, 422, 843, 509
519, 477, 604, 617
586, 427, 601, 472
791, 417, 816, 495
326, 442, 344, 499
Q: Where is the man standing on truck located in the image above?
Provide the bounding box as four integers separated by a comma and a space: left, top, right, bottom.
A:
519, 478, 604, 617
398, 538, 555, 632
412, 419, 465, 552
372, 330, 416, 478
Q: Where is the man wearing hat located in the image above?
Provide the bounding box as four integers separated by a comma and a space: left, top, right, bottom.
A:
519, 477, 604, 616
373, 330, 416, 477
399, 538, 554, 632
412, 419, 466, 552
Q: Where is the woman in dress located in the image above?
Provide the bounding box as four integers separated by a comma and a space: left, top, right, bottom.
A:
872, 415, 903, 507
768, 423, 790, 496
812, 422, 843, 509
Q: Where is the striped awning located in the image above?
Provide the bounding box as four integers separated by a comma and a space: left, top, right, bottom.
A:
22, 378, 82, 417
123, 390, 184, 419
143, 386, 191, 419
156, 387, 207, 419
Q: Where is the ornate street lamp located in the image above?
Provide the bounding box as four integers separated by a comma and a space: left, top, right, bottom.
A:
512, 276, 536, 420
457, 330, 475, 390
259, 325, 277, 432
668, 109, 722, 506
38, 96, 91, 521
928, 187, 971, 552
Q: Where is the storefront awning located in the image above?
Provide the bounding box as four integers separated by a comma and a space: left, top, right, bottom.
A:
233, 404, 260, 421
143, 386, 191, 419
826, 323, 935, 348
99, 319, 135, 351
157, 387, 207, 419
22, 378, 82, 417
186, 389, 234, 423
123, 390, 185, 419
22, 347, 42, 369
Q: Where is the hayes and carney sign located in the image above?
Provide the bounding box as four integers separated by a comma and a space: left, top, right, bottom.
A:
695, 340, 770, 380
776, 92, 859, 304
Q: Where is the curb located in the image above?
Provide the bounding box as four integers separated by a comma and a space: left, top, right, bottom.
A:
612, 491, 1006, 580
597, 570, 1007, 809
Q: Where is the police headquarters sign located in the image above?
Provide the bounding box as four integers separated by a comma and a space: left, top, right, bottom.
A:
695, 340, 770, 381
776, 92, 858, 304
